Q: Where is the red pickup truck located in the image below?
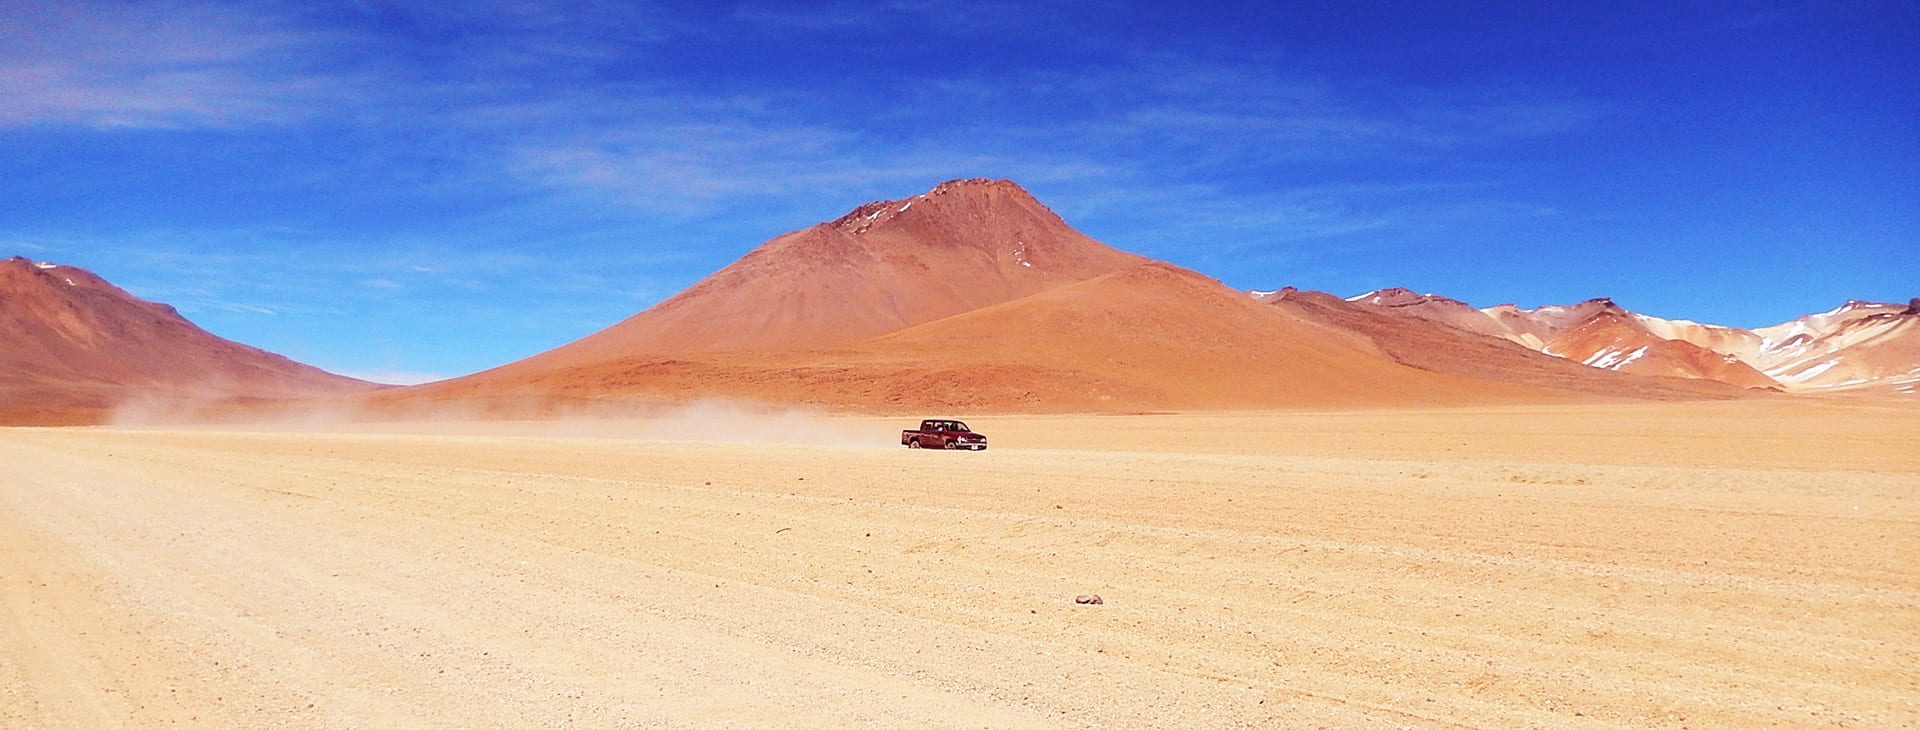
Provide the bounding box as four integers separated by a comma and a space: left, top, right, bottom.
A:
901, 419, 988, 450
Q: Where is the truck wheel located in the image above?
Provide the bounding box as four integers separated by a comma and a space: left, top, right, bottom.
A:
907, 439, 921, 449
943, 439, 954, 450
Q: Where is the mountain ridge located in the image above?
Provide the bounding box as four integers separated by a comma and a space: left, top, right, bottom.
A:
489, 178, 1146, 370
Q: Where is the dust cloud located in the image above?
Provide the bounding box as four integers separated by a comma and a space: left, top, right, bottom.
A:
616, 400, 879, 447
107, 392, 891, 448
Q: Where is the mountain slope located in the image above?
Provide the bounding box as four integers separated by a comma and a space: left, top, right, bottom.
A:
853, 262, 1591, 409
0, 257, 374, 423
1340, 287, 1514, 341
1329, 290, 1781, 392
1263, 289, 1751, 400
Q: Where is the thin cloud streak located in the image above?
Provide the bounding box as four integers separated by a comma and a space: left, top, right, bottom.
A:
0, 1, 359, 129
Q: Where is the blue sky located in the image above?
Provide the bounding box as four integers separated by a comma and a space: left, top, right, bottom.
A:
3, 1, 1914, 383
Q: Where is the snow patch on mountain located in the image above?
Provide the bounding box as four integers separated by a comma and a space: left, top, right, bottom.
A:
1769, 358, 1841, 384
1583, 346, 1649, 369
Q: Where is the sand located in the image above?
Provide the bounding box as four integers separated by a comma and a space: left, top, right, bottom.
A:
2, 400, 1915, 728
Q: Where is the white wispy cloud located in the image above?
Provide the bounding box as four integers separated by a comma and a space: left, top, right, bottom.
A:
205, 301, 278, 316
729, 2, 894, 31
508, 126, 1108, 216
0, 1, 358, 129
728, 0, 1079, 35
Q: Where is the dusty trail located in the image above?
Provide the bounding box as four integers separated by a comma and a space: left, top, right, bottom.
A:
2, 403, 1916, 728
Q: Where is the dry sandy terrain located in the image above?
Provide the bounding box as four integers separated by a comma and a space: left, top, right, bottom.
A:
2, 400, 1915, 728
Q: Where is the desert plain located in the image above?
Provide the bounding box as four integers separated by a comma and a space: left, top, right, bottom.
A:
2, 399, 1916, 728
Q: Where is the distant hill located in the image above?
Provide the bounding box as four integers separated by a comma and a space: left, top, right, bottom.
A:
0, 256, 375, 424
1258, 288, 1755, 400
1340, 287, 1918, 396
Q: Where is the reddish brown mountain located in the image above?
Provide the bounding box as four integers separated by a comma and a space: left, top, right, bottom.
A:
513, 178, 1146, 368
0, 256, 374, 424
